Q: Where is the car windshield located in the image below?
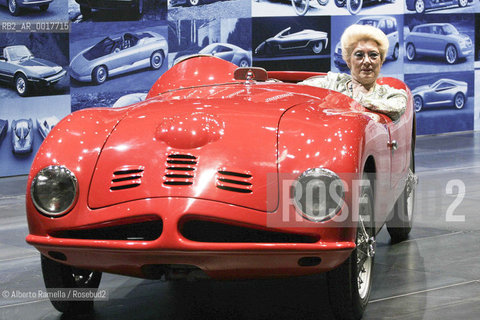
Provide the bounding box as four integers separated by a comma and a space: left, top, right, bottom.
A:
441, 25, 458, 35
431, 79, 444, 88
199, 44, 218, 54
15, 122, 29, 139
7, 46, 33, 61
83, 37, 116, 61
357, 19, 379, 28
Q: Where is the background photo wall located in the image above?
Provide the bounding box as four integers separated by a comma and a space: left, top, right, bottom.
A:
0, 0, 479, 177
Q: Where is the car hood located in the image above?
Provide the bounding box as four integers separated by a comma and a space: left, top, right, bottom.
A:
17, 58, 62, 77
88, 85, 332, 211
69, 49, 91, 74
412, 85, 430, 94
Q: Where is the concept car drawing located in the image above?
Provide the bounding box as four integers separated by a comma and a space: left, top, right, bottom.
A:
37, 116, 59, 139
70, 31, 168, 85
254, 27, 328, 57
412, 78, 468, 112
12, 118, 33, 154
334, 16, 399, 70
406, 0, 473, 14
405, 23, 472, 64
26, 56, 415, 320
0, 45, 66, 97
1, 0, 53, 16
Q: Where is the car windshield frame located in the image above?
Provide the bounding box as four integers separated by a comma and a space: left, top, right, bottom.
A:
6, 46, 33, 62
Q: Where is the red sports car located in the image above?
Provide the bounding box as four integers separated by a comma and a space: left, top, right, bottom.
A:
26, 56, 415, 319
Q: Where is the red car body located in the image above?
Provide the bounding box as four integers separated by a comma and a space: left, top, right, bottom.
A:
26, 56, 414, 282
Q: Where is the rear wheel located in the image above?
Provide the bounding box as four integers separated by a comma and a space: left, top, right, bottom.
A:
346, 0, 363, 15
406, 43, 416, 61
238, 59, 249, 68
8, 0, 21, 16
458, 0, 468, 7
150, 51, 164, 70
189, 0, 201, 5
39, 4, 49, 11
317, 0, 329, 5
453, 92, 465, 109
392, 43, 399, 60
41, 255, 102, 314
312, 41, 324, 54
291, 0, 309, 16
334, 0, 346, 6
92, 65, 108, 85
387, 147, 415, 243
414, 0, 425, 13
327, 175, 375, 320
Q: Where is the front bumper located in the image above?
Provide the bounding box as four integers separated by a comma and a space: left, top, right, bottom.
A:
75, 0, 137, 9
69, 68, 91, 82
26, 197, 355, 280
30, 69, 67, 86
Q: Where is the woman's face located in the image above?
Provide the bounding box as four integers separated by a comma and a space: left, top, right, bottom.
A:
347, 40, 382, 87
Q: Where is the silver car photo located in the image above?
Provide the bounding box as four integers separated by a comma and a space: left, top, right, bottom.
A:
70, 31, 168, 85
173, 43, 251, 68
405, 23, 472, 64
412, 78, 468, 112
0, 45, 67, 97
1, 0, 53, 16
11, 118, 33, 154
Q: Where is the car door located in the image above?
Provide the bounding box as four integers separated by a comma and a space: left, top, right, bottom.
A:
424, 25, 446, 56
213, 45, 234, 63
433, 81, 455, 104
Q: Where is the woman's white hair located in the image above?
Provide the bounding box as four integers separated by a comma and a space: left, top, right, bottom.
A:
341, 24, 389, 63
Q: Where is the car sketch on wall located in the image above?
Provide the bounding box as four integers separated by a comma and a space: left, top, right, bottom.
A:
0, 119, 7, 143
37, 116, 59, 140
1, 0, 53, 16
70, 31, 168, 85
11, 118, 33, 154
0, 45, 67, 97
405, 23, 472, 64
254, 27, 328, 57
334, 0, 396, 15
174, 43, 251, 67
412, 78, 468, 112
74, 0, 143, 18
405, 0, 472, 14
334, 16, 399, 70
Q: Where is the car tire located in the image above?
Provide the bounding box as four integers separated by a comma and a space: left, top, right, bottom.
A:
311, 41, 324, 54
327, 173, 375, 320
188, 0, 201, 5
14, 74, 30, 97
445, 44, 458, 64
413, 96, 423, 112
414, 0, 425, 13
387, 144, 415, 243
41, 255, 102, 314
8, 0, 21, 16
80, 5, 92, 18
291, 0, 309, 16
92, 66, 108, 85
150, 51, 165, 70
458, 0, 468, 7
39, 4, 49, 11
346, 0, 363, 15
453, 92, 465, 109
316, 0, 329, 5
334, 0, 346, 6
406, 43, 416, 61
238, 59, 250, 68
392, 43, 399, 61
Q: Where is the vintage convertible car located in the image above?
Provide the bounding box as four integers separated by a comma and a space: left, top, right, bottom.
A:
1, 0, 53, 16
334, 16, 399, 70
26, 56, 415, 319
406, 0, 472, 14
75, 0, 143, 18
37, 116, 59, 139
0, 45, 66, 97
254, 27, 328, 57
405, 23, 472, 65
0, 119, 7, 144
12, 118, 33, 154
173, 43, 251, 67
412, 78, 467, 112
70, 31, 168, 85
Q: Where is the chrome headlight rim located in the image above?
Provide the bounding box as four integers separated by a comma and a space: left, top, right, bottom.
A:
31, 165, 78, 217
292, 167, 345, 223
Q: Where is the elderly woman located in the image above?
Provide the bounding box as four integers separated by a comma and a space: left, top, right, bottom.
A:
300, 24, 407, 121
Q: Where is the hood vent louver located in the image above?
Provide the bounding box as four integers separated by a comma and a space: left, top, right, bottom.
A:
110, 166, 144, 191
164, 154, 197, 186
216, 170, 253, 194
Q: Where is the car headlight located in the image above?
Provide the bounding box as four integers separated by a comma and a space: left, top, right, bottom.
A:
31, 165, 78, 217
292, 168, 345, 222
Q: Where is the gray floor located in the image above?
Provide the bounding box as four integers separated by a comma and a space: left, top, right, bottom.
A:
0, 132, 479, 320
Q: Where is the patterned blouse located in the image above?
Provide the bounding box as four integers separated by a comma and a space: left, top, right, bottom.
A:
299, 72, 408, 121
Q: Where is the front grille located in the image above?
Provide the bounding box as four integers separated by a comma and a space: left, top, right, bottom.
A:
51, 220, 163, 241
180, 220, 318, 243
216, 170, 252, 193
164, 154, 197, 186
110, 166, 144, 191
